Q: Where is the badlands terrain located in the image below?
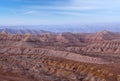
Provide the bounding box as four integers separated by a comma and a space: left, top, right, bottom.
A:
0, 29, 120, 81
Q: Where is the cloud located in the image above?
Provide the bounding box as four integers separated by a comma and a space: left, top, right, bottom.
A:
1, 0, 120, 25
10, 0, 104, 16
21, 0, 101, 17
27, 6, 98, 11
4, 0, 120, 15
23, 10, 35, 15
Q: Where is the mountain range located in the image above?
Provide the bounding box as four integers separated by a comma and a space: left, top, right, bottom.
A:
0, 28, 51, 35
1, 23, 120, 33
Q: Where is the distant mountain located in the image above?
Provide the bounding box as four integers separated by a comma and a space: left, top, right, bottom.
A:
2, 23, 120, 33
0, 28, 51, 35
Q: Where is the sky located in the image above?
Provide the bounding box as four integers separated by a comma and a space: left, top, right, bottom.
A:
0, 0, 120, 25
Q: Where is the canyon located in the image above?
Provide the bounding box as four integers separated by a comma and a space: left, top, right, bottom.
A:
0, 29, 120, 81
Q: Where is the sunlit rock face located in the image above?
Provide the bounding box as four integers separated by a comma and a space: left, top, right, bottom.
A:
0, 30, 120, 81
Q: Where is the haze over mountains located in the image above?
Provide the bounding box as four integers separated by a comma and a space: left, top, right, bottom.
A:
1, 23, 120, 33
0, 28, 51, 35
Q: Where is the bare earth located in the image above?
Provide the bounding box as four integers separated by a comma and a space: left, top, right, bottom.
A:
0, 30, 120, 81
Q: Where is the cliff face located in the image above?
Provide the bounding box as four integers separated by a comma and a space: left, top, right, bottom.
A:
0, 31, 120, 81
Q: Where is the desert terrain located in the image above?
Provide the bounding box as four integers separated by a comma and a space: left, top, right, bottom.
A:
0, 29, 120, 81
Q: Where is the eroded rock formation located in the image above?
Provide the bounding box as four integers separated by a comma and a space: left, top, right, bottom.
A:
0, 30, 120, 81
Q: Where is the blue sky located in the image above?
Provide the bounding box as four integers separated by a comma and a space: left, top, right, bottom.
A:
0, 0, 120, 25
